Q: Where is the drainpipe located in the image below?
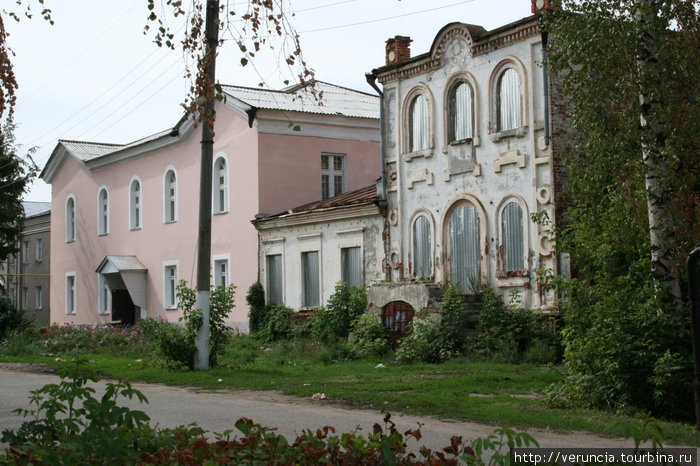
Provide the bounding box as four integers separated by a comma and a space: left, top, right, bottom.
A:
365, 71, 386, 206
541, 25, 551, 147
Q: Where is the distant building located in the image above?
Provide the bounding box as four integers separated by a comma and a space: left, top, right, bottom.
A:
1, 202, 51, 327
41, 81, 380, 330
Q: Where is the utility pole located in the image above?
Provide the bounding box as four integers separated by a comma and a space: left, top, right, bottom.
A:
194, 0, 220, 371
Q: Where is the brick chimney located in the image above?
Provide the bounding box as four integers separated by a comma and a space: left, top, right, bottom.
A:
385, 36, 412, 66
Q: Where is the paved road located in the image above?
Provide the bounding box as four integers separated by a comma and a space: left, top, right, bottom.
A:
0, 367, 695, 457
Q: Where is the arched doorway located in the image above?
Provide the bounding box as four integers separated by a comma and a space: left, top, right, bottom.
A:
382, 301, 415, 345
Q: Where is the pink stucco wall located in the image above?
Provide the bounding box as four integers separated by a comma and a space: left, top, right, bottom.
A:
257, 134, 380, 215
50, 105, 259, 326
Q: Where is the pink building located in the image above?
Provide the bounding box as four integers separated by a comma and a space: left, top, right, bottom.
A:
41, 81, 380, 330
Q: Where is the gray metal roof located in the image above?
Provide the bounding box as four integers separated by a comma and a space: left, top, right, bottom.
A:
96, 255, 147, 272
59, 140, 125, 162
222, 81, 379, 119
22, 201, 51, 218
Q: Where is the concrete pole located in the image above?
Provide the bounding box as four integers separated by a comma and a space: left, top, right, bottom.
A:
194, 0, 220, 371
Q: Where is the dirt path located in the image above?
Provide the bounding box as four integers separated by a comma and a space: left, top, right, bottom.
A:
1, 364, 697, 460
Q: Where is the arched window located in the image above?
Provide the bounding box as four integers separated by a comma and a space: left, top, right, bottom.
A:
409, 94, 429, 152
448, 203, 480, 293
498, 68, 521, 131
65, 196, 76, 242
449, 81, 473, 142
412, 215, 431, 279
130, 179, 142, 230
501, 201, 525, 272
98, 188, 109, 235
213, 157, 228, 214
164, 169, 177, 223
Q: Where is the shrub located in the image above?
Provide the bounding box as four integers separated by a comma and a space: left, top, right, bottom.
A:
349, 313, 391, 358
438, 283, 474, 354
246, 281, 266, 334
36, 323, 155, 356
311, 282, 367, 343
156, 323, 196, 370
395, 311, 447, 363
0, 295, 30, 341
259, 304, 293, 342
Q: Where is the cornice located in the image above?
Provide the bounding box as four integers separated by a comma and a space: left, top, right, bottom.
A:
254, 203, 382, 230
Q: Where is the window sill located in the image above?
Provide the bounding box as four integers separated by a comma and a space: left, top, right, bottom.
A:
98, 233, 108, 237
130, 227, 142, 231
489, 125, 528, 142
212, 210, 229, 216
164, 306, 178, 311
66, 312, 76, 315
402, 148, 434, 162
164, 220, 177, 224
66, 239, 75, 244
496, 270, 529, 279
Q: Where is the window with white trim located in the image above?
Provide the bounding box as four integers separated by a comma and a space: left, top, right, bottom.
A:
501, 201, 525, 272
21, 241, 28, 263
35, 286, 42, 310
321, 153, 345, 200
98, 188, 109, 235
301, 251, 320, 307
214, 258, 229, 288
412, 215, 431, 279
66, 273, 76, 315
164, 169, 177, 223
498, 68, 521, 132
214, 157, 228, 214
66, 196, 76, 242
448, 81, 474, 142
164, 264, 178, 309
98, 274, 111, 315
266, 254, 283, 305
35, 238, 42, 262
341, 246, 362, 288
130, 179, 142, 230
409, 94, 429, 152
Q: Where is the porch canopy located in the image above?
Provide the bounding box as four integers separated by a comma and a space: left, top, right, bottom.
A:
95, 255, 147, 310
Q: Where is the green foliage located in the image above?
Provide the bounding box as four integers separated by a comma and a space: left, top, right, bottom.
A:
245, 281, 266, 333
164, 280, 235, 368
1, 360, 154, 464
462, 426, 539, 466
258, 304, 293, 342
0, 295, 30, 341
349, 313, 391, 358
311, 282, 368, 343
34, 322, 156, 356
541, 1, 697, 420
395, 311, 447, 364
439, 283, 473, 354
0, 123, 37, 261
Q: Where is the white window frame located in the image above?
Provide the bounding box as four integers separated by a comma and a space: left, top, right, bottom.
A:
163, 260, 179, 309
97, 185, 110, 236
35, 286, 42, 310
129, 176, 142, 230
66, 272, 76, 315
35, 238, 42, 262
65, 195, 76, 242
97, 273, 111, 315
212, 253, 230, 289
321, 153, 346, 200
21, 240, 28, 263
163, 167, 178, 223
213, 154, 229, 214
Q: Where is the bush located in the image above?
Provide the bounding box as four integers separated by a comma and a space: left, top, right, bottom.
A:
311, 282, 367, 343
259, 304, 293, 342
246, 281, 266, 334
438, 283, 474, 354
395, 311, 447, 363
0, 295, 30, 341
156, 323, 196, 370
37, 323, 156, 356
349, 313, 391, 358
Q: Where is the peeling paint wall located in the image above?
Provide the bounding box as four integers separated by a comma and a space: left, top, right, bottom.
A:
377, 20, 559, 309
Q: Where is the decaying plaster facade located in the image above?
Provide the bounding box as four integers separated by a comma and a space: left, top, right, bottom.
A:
368, 6, 568, 314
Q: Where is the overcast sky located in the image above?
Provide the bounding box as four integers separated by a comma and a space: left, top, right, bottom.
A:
7, 0, 533, 202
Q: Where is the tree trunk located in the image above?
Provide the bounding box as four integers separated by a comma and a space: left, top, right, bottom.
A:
636, 0, 682, 312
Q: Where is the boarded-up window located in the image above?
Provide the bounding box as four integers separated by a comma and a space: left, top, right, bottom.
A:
409, 94, 429, 152
449, 204, 480, 293
502, 202, 525, 271
266, 254, 283, 305
498, 68, 521, 131
412, 215, 431, 278
301, 251, 320, 307
449, 82, 473, 142
341, 246, 362, 288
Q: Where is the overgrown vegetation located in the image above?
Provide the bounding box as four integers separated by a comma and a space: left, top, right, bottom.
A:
543, 0, 700, 420
0, 295, 30, 342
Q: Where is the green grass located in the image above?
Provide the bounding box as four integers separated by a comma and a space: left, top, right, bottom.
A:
2, 335, 700, 447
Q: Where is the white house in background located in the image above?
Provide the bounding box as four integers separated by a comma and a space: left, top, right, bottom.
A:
253, 184, 385, 311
